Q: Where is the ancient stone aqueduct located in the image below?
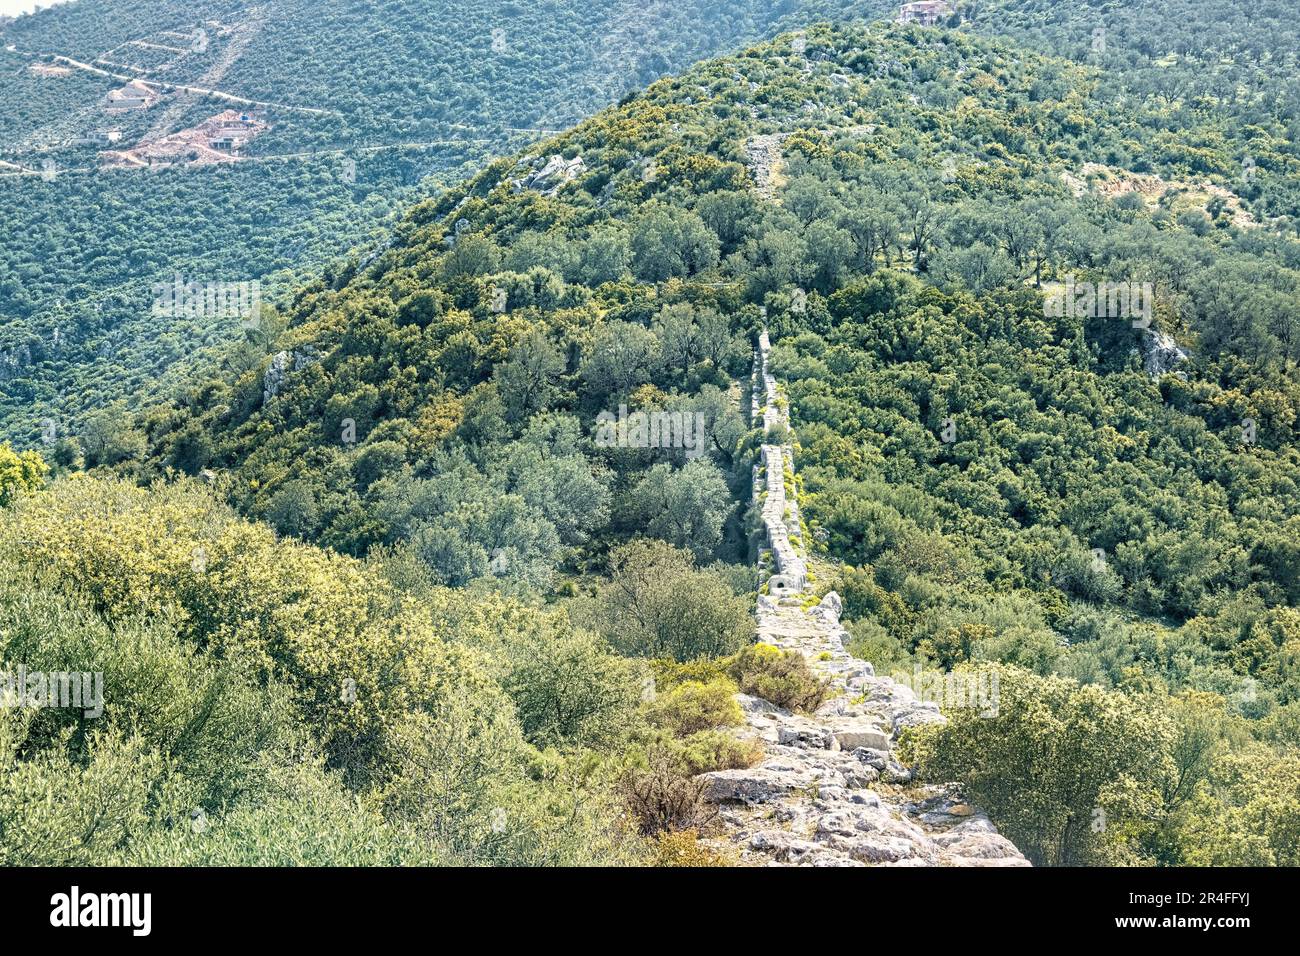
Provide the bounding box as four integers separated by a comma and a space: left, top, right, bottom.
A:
694, 331, 1029, 866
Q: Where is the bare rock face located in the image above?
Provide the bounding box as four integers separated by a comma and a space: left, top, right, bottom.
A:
262, 349, 317, 404
512, 154, 586, 195
1142, 327, 1189, 377
263, 350, 291, 403
808, 590, 842, 626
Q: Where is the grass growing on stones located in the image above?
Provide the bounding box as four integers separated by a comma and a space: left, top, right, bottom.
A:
649, 829, 735, 867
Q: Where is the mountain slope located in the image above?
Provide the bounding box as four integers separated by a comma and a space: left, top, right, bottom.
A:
114, 16, 1300, 865
136, 14, 1300, 560
7, 0, 1299, 448
0, 0, 897, 445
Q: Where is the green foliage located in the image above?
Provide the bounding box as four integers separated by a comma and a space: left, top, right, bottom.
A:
0, 572, 376, 865
7, 2, 1300, 868
0, 716, 165, 866
904, 664, 1177, 866
0, 443, 46, 506
728, 643, 829, 713
499, 622, 646, 751
616, 644, 763, 837
4, 0, 902, 445
643, 679, 744, 737
647, 828, 732, 867
1176, 747, 1300, 867
672, 728, 764, 776
579, 539, 753, 661
124, 761, 419, 866
845, 617, 915, 674
648, 655, 736, 691
907, 665, 1300, 867
0, 475, 646, 864
628, 459, 734, 561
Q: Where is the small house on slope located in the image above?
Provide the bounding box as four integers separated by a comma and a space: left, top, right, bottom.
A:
104, 80, 158, 111
897, 1, 954, 26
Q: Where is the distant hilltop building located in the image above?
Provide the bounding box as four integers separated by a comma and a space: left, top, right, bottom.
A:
73, 129, 123, 147
103, 80, 158, 111
897, 1, 954, 26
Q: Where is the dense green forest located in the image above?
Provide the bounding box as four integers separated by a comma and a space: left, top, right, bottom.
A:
5, 0, 1298, 449
1, 2, 1299, 867
2, 0, 898, 447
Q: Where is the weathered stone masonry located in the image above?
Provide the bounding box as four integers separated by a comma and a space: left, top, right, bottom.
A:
753, 330, 807, 598
698, 332, 1029, 866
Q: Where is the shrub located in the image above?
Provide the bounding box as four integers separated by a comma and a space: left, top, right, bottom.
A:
123, 760, 421, 866
501, 622, 646, 751
648, 656, 734, 692
845, 618, 914, 673
0, 477, 657, 866
0, 717, 164, 866
835, 564, 912, 631
0, 477, 527, 787
0, 444, 46, 507
728, 643, 829, 713
676, 729, 763, 774
618, 747, 718, 837
585, 539, 752, 661
902, 664, 1178, 866
629, 460, 734, 562
644, 679, 743, 736
648, 828, 732, 867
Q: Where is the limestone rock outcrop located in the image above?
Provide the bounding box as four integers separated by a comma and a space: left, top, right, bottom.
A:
1142, 327, 1189, 378
262, 348, 317, 405
512, 154, 586, 195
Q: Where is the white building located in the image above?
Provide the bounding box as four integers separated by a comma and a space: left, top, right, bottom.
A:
104, 80, 157, 110
898, 1, 954, 26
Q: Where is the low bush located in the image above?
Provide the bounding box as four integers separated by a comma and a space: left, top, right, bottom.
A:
729, 643, 829, 713
644, 679, 743, 736
648, 828, 732, 867
648, 655, 734, 692
618, 747, 717, 837
676, 729, 763, 775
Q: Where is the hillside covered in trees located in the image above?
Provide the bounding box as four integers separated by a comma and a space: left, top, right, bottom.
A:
1, 4, 1299, 869
1, 0, 900, 448
5, 0, 1295, 444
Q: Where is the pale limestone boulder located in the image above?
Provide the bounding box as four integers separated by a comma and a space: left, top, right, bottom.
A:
831, 727, 891, 751
699, 762, 829, 804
